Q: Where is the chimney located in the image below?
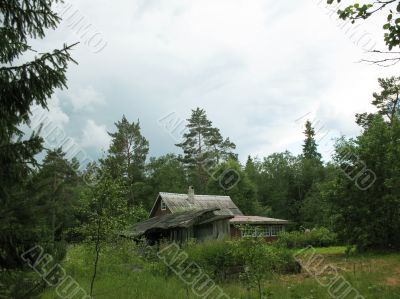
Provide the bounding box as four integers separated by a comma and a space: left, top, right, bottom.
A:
188, 186, 195, 204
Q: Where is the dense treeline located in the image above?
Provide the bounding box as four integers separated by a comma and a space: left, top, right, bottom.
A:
5, 91, 400, 257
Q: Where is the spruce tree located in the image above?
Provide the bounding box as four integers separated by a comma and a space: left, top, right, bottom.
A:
0, 1, 76, 296
31, 149, 80, 245
302, 120, 322, 162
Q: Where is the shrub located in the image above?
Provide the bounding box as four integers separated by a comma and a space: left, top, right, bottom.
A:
229, 237, 300, 298
276, 227, 337, 248
183, 239, 299, 281
183, 240, 237, 280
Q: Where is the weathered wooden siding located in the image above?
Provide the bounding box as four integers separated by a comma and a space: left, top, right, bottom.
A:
213, 219, 230, 240
193, 219, 230, 241
151, 197, 172, 217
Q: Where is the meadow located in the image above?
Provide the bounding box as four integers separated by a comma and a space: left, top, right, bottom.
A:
40, 242, 400, 299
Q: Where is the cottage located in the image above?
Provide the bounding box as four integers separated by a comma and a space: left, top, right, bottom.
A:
124, 187, 289, 243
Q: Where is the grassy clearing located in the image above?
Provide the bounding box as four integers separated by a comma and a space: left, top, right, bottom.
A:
40, 243, 400, 299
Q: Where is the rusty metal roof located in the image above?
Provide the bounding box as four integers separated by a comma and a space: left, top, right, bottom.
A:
149, 192, 243, 217
230, 215, 289, 225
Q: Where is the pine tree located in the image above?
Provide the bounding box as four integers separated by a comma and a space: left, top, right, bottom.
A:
372, 77, 400, 124
176, 107, 236, 192
105, 115, 149, 205
356, 77, 400, 128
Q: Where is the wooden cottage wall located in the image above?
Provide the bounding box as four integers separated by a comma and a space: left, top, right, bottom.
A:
151, 197, 172, 217
193, 223, 214, 241
193, 219, 231, 241
213, 219, 230, 240
168, 227, 194, 243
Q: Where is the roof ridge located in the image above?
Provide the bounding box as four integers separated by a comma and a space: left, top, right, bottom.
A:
159, 192, 230, 198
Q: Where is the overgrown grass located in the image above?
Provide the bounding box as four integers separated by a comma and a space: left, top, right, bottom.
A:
40, 242, 400, 299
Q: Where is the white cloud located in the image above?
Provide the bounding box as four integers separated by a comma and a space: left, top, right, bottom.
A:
68, 86, 105, 111
38, 0, 400, 161
80, 119, 111, 150
31, 95, 69, 127
28, 95, 69, 140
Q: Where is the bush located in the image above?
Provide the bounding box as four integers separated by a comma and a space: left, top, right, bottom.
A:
182, 239, 299, 281
183, 240, 237, 280
276, 227, 337, 248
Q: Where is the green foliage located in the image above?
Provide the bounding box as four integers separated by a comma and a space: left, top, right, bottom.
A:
183, 239, 299, 281
31, 149, 81, 244
256, 151, 298, 219
183, 240, 237, 280
331, 117, 400, 250
176, 107, 236, 192
328, 77, 400, 251
372, 77, 400, 122
327, 0, 400, 64
76, 163, 148, 296
107, 115, 149, 179
75, 165, 147, 242
144, 154, 188, 209
206, 159, 261, 215
0, 1, 76, 296
105, 115, 149, 206
245, 125, 326, 227
276, 228, 338, 248
41, 243, 400, 299
302, 120, 322, 162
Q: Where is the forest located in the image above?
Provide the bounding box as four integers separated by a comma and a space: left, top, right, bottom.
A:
1, 1, 400, 299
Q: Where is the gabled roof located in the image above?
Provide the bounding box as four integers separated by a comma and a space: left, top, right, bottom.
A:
149, 192, 243, 217
230, 215, 289, 225
122, 208, 233, 238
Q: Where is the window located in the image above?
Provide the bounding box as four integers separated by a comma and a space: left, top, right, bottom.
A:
240, 227, 252, 237
265, 226, 271, 237
240, 226, 264, 237
270, 225, 283, 236
161, 200, 166, 211
240, 225, 284, 237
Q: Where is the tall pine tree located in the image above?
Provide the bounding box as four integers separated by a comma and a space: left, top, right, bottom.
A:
105, 115, 149, 206
176, 108, 236, 192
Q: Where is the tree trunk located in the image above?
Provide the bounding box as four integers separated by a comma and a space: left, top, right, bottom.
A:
90, 215, 102, 296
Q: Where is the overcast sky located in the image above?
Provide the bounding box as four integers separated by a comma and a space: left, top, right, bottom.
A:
33, 0, 400, 165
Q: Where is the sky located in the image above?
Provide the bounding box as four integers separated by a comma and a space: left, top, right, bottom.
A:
30, 0, 400, 167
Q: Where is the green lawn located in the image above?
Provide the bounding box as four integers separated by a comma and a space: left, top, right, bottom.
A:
40, 243, 400, 299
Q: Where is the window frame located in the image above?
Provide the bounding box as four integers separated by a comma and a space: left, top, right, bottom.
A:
270, 225, 283, 236
160, 200, 167, 211
265, 226, 271, 237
